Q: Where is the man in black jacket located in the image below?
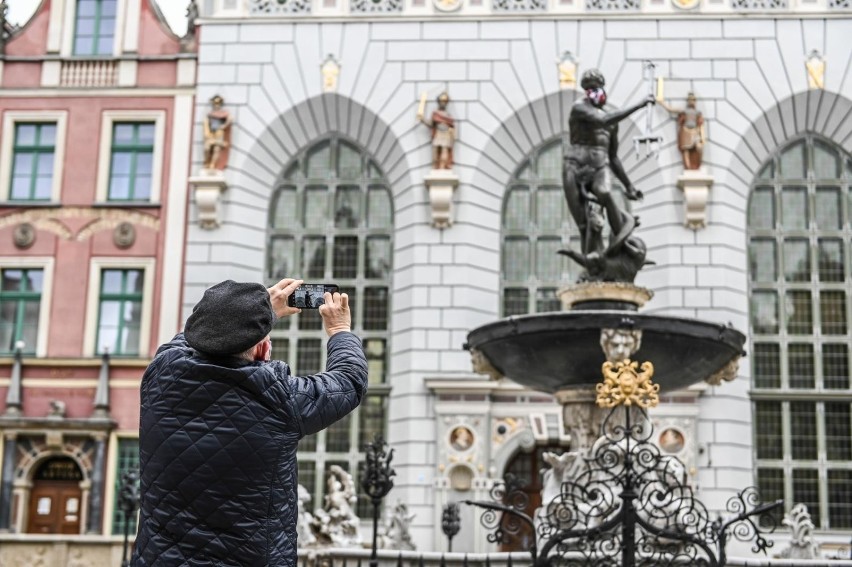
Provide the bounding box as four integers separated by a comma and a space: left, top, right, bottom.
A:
131, 278, 368, 567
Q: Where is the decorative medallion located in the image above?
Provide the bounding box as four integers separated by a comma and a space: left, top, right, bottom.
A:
671, 0, 699, 9
113, 222, 136, 249
13, 223, 35, 249
557, 51, 578, 89
806, 49, 825, 90
449, 425, 474, 452
596, 359, 658, 409
321, 55, 340, 93
434, 0, 463, 11
658, 427, 685, 453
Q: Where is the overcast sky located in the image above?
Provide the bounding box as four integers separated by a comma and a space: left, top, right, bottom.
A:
9, 0, 188, 36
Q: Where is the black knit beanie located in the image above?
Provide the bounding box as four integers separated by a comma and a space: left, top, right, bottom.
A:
184, 280, 275, 355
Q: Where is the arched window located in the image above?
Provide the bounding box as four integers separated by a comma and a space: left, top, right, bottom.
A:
748, 135, 852, 530
267, 136, 392, 515
501, 139, 627, 315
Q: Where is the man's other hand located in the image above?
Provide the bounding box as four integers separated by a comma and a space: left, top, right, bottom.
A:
319, 292, 351, 337
268, 278, 303, 319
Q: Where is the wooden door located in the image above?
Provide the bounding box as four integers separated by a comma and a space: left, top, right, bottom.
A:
27, 481, 82, 534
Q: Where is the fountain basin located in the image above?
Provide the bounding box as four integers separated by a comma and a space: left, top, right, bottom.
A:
464, 311, 746, 394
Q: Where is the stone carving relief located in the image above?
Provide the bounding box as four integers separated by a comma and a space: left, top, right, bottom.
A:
731, 0, 786, 8
585, 0, 640, 9
434, 0, 464, 11
249, 0, 311, 13
310, 465, 362, 547
350, 0, 403, 12
439, 416, 484, 483
0, 208, 159, 242
651, 416, 698, 476
377, 501, 417, 550
113, 222, 136, 249
492, 0, 547, 10
13, 223, 35, 249
705, 357, 739, 386
778, 503, 819, 559
14, 436, 94, 481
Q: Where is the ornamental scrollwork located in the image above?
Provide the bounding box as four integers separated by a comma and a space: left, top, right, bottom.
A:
492, 0, 547, 11
585, 0, 640, 10
596, 359, 659, 409
249, 0, 312, 14
350, 0, 404, 12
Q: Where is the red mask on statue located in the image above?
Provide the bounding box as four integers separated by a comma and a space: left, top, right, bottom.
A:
586, 88, 607, 107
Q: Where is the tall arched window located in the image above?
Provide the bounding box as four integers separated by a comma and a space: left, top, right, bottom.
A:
501, 139, 627, 315
267, 136, 392, 515
748, 135, 852, 530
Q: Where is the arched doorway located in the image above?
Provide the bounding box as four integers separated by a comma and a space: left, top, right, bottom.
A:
27, 456, 83, 534
500, 444, 564, 552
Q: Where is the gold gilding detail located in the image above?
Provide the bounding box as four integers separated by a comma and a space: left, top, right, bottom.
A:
595, 359, 659, 409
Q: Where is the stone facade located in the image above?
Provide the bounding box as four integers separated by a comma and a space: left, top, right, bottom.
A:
187, 11, 852, 553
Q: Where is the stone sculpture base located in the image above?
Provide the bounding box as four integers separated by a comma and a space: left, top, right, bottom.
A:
189, 168, 228, 230
424, 169, 459, 229
557, 281, 654, 311
676, 169, 714, 230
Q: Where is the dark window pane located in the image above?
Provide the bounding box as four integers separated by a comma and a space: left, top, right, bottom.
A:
333, 236, 358, 279
754, 402, 782, 460
780, 186, 807, 229
828, 470, 852, 529
297, 308, 322, 331
815, 187, 842, 230
757, 162, 774, 180
272, 187, 298, 229
337, 142, 362, 179
503, 238, 530, 281
756, 468, 784, 524
825, 402, 851, 461
363, 287, 388, 331
268, 237, 294, 281
296, 339, 322, 374
750, 239, 776, 282
817, 239, 844, 282
787, 344, 814, 389
111, 439, 140, 536
366, 186, 392, 228
306, 142, 331, 179
359, 395, 387, 447
299, 435, 317, 453
790, 402, 817, 460
820, 291, 847, 335
365, 237, 391, 279
334, 186, 361, 228
536, 142, 562, 180
536, 187, 563, 231
504, 187, 530, 230
782, 239, 809, 282
785, 291, 812, 334
503, 288, 528, 316
749, 187, 775, 229
536, 238, 561, 281
779, 141, 806, 178
303, 187, 328, 229
792, 469, 820, 528
339, 286, 356, 328
813, 141, 841, 178
271, 338, 289, 362
363, 338, 386, 384
752, 343, 780, 388
823, 344, 849, 389
751, 291, 778, 334
536, 288, 560, 313
302, 237, 326, 279
326, 413, 351, 452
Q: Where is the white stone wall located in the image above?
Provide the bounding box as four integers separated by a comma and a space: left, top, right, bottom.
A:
186, 17, 852, 548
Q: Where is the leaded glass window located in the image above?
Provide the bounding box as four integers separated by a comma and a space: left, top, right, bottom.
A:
267, 137, 392, 517
73, 0, 117, 56
749, 135, 852, 530
0, 269, 43, 354
501, 139, 627, 316
111, 438, 139, 536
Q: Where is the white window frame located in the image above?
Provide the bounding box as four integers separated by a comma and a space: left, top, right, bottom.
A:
83, 257, 155, 357
0, 112, 68, 204
103, 431, 140, 535
61, 0, 129, 58
0, 257, 56, 358
95, 111, 166, 204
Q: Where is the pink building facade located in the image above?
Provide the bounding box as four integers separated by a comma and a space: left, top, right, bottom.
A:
0, 0, 194, 542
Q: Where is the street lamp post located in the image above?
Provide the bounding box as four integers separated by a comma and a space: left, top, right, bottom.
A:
360, 434, 395, 567
118, 470, 140, 567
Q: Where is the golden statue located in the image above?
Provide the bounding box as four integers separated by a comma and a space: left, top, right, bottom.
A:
596, 359, 659, 409
806, 49, 825, 90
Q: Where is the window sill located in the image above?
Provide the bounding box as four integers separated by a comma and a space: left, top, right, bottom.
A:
0, 202, 60, 208
91, 202, 161, 209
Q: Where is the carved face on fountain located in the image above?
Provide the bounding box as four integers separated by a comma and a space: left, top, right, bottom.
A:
600, 328, 643, 363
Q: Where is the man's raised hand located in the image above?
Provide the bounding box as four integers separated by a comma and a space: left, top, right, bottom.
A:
267, 278, 303, 319
319, 292, 351, 337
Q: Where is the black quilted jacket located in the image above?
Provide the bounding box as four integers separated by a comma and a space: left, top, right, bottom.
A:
131, 331, 368, 567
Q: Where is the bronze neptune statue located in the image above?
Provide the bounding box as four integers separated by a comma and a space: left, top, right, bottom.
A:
560, 69, 655, 283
